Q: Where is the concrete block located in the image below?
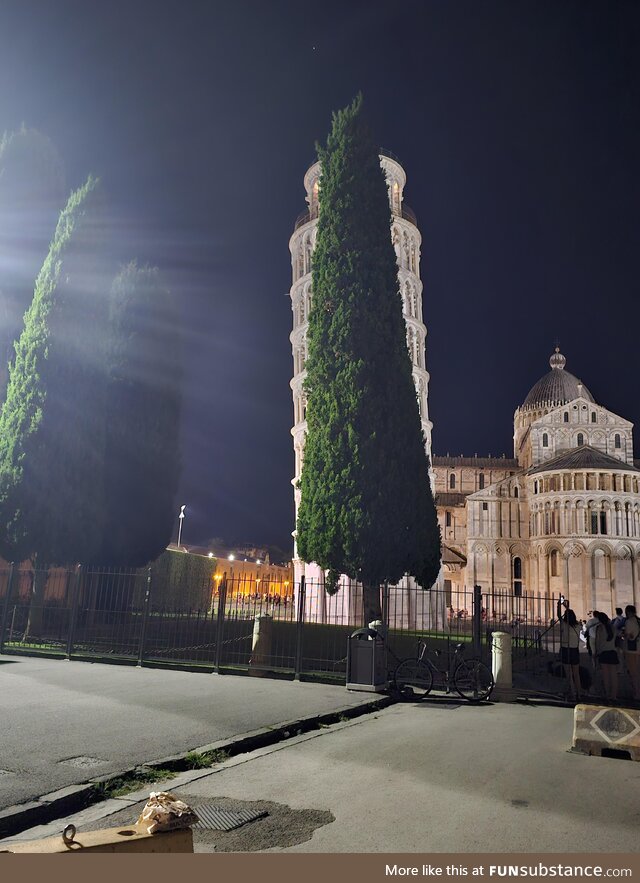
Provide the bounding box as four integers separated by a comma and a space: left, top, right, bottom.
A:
1, 822, 194, 853
572, 703, 640, 761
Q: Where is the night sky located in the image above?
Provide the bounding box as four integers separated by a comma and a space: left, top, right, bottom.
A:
0, 0, 637, 555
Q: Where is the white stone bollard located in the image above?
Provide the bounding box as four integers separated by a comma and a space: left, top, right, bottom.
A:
491, 631, 512, 693
249, 614, 273, 677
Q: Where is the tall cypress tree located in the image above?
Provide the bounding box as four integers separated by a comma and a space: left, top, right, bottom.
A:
0, 175, 108, 568
0, 127, 66, 399
100, 262, 182, 566
296, 96, 440, 621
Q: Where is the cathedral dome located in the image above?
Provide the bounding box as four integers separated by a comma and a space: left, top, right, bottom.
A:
521, 348, 594, 411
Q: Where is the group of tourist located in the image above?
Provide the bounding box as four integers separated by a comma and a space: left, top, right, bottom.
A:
557, 596, 640, 703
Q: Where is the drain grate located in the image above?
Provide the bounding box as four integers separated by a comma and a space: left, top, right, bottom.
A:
194, 805, 268, 832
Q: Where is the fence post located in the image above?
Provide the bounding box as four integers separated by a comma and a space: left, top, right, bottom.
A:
0, 563, 16, 654
381, 580, 390, 631
472, 584, 482, 656
137, 567, 152, 667
66, 565, 82, 659
293, 575, 306, 681
214, 572, 227, 673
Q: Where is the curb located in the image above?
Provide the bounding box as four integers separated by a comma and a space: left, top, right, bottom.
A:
0, 785, 96, 840
0, 693, 395, 840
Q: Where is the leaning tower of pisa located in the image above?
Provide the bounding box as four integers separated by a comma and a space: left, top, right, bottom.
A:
288, 151, 433, 586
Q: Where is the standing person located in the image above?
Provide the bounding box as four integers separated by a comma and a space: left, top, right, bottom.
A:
556, 597, 581, 701
611, 606, 626, 667
583, 610, 600, 671
594, 611, 619, 701
623, 605, 640, 701
612, 607, 626, 636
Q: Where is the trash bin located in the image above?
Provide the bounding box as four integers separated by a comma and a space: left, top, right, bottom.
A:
346, 627, 388, 693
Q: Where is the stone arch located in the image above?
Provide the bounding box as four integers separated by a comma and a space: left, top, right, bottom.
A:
589, 544, 612, 580
403, 279, 412, 315
415, 376, 424, 416
402, 231, 410, 270
305, 282, 312, 319
586, 540, 613, 556
415, 330, 423, 367
614, 543, 633, 560
406, 325, 415, 362
391, 226, 401, 263
296, 242, 304, 280
566, 541, 585, 558
303, 232, 313, 275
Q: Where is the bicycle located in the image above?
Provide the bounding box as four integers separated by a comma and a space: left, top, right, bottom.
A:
393, 639, 494, 702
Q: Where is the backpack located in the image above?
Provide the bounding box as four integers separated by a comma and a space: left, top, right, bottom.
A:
625, 615, 640, 653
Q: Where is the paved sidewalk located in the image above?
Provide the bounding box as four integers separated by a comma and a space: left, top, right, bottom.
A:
4, 699, 639, 853
0, 654, 381, 812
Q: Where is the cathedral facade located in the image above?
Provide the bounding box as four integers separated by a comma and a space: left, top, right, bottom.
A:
434, 349, 640, 619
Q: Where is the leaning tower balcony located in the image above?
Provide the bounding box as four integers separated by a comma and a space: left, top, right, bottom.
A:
293, 202, 416, 232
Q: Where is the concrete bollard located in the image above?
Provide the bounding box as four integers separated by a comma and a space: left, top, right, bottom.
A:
249, 613, 273, 677
491, 631, 512, 698
572, 703, 640, 761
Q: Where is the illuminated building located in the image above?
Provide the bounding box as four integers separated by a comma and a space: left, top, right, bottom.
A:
435, 349, 640, 618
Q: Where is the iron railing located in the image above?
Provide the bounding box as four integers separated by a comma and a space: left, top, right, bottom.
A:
0, 565, 568, 689
0, 566, 453, 677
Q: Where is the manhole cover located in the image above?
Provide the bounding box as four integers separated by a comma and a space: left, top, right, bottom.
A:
59, 756, 108, 769
194, 805, 268, 832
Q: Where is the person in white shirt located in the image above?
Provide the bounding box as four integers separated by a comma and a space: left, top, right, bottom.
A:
583, 611, 600, 665
623, 604, 640, 701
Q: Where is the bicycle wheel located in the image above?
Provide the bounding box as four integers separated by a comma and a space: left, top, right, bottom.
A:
453, 659, 494, 701
394, 659, 433, 699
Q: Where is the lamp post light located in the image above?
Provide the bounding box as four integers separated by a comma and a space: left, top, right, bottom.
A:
177, 504, 186, 549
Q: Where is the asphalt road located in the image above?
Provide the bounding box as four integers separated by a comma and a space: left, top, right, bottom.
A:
7, 699, 638, 853
0, 654, 376, 810
162, 701, 640, 853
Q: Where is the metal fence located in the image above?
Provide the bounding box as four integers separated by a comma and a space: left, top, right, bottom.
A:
0, 565, 562, 687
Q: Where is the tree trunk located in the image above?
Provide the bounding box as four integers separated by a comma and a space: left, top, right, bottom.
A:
24, 564, 48, 640
363, 583, 382, 626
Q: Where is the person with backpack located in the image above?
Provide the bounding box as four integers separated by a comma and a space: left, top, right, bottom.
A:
623, 604, 640, 701
594, 611, 619, 701
557, 597, 581, 701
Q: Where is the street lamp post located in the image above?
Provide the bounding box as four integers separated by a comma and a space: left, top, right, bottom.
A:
177, 505, 186, 549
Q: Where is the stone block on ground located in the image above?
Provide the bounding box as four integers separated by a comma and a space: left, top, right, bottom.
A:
572, 703, 640, 761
